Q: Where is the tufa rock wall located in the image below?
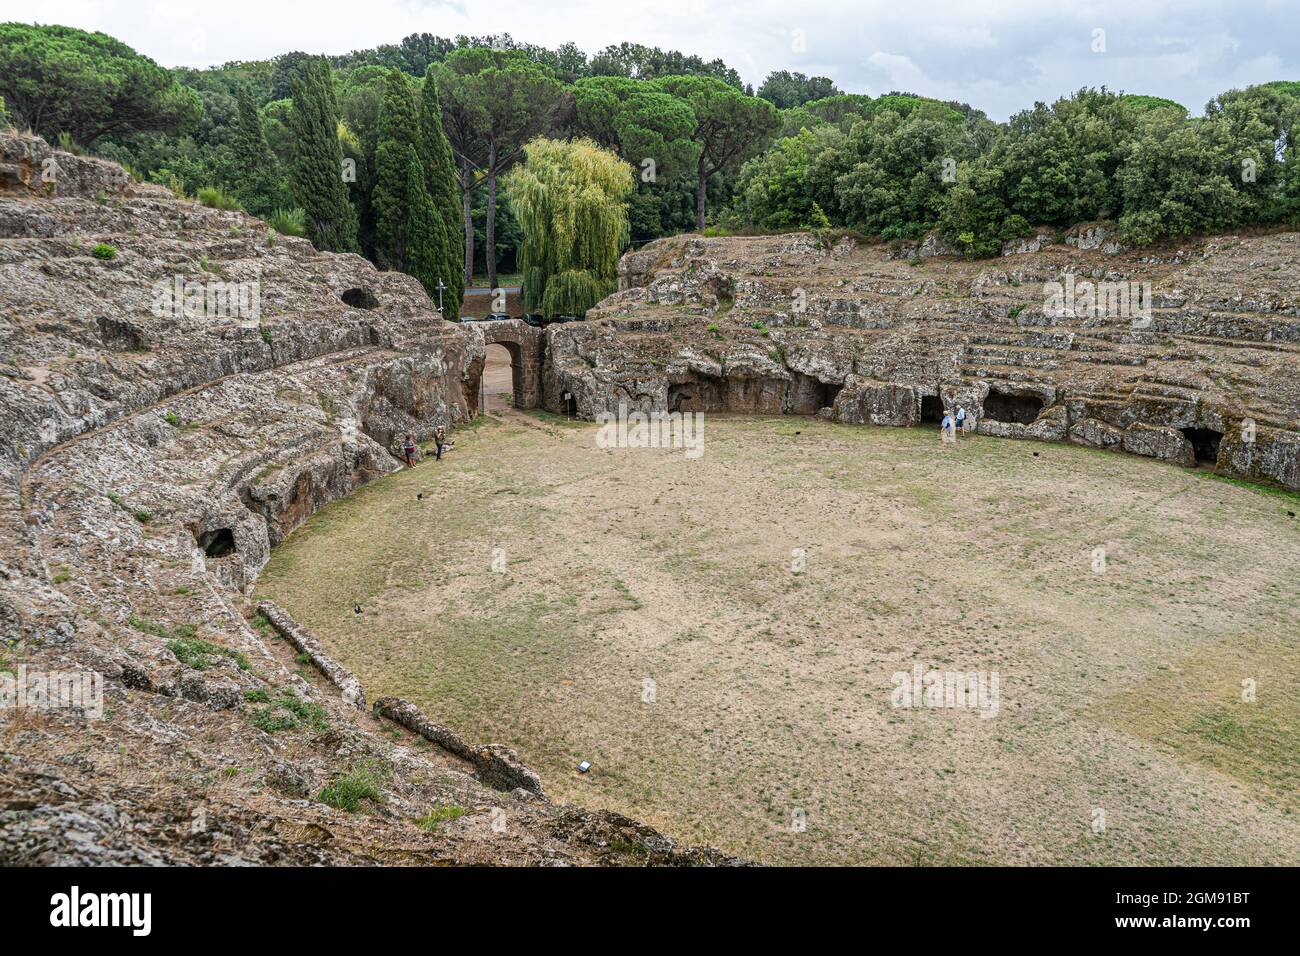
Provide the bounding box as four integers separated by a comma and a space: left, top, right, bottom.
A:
547, 231, 1300, 489
0, 133, 735, 866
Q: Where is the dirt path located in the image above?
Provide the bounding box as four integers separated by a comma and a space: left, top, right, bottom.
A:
481, 346, 513, 413
257, 414, 1300, 865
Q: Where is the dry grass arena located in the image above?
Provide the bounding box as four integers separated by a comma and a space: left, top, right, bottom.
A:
258, 412, 1300, 865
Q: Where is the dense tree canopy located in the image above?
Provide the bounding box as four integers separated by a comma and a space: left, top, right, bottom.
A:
372, 71, 430, 273
434, 47, 570, 288
0, 23, 200, 146
590, 42, 741, 87
735, 125, 845, 230
573, 76, 700, 182
419, 69, 466, 315
733, 84, 1300, 255
11, 20, 1300, 312
653, 75, 779, 229
756, 71, 840, 110
228, 86, 290, 216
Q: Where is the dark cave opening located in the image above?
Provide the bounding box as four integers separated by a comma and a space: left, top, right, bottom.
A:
815, 380, 843, 411
341, 287, 379, 310
983, 390, 1044, 425
199, 527, 236, 558
1181, 427, 1223, 465
920, 395, 946, 424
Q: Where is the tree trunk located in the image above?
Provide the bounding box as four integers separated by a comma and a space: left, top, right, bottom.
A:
461, 160, 473, 286
696, 161, 708, 231
486, 140, 498, 290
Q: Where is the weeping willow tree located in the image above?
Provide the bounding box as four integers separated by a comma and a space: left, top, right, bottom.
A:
503, 136, 634, 317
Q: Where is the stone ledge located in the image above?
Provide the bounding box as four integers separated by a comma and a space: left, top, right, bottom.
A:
256, 600, 367, 710
373, 695, 545, 797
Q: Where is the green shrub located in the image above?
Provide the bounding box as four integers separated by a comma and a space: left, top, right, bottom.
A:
57, 131, 85, 155
127, 613, 169, 639
197, 186, 242, 211
150, 171, 188, 200
91, 243, 117, 260
266, 207, 306, 237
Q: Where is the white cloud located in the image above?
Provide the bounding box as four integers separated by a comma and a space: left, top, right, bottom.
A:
863, 52, 928, 90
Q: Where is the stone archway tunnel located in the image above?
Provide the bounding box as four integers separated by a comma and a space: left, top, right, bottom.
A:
472, 320, 545, 412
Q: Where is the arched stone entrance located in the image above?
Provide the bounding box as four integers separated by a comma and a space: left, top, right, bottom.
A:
472, 320, 544, 411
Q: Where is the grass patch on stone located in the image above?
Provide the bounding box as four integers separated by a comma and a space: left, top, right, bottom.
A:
414, 805, 468, 830
318, 766, 385, 812
167, 636, 251, 671
249, 693, 328, 733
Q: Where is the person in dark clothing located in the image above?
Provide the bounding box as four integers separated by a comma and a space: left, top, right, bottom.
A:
402, 433, 417, 468
434, 425, 446, 461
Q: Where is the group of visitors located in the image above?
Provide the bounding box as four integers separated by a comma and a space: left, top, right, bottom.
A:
401, 425, 448, 468
939, 403, 972, 439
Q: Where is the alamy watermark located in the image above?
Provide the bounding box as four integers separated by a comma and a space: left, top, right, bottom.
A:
1043, 274, 1151, 328
151, 273, 261, 327
890, 663, 1000, 718
595, 404, 704, 459
50, 886, 151, 936
1, 665, 104, 719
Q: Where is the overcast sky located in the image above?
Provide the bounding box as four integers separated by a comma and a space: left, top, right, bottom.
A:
4, 0, 1295, 119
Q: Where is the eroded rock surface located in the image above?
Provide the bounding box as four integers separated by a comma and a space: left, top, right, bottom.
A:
546, 231, 1300, 489
0, 133, 736, 866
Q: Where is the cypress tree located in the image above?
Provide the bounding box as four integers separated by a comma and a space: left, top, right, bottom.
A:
419, 68, 464, 316
233, 86, 274, 172
372, 71, 446, 299
288, 58, 358, 253
403, 145, 447, 299
372, 71, 420, 272
231, 86, 288, 217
